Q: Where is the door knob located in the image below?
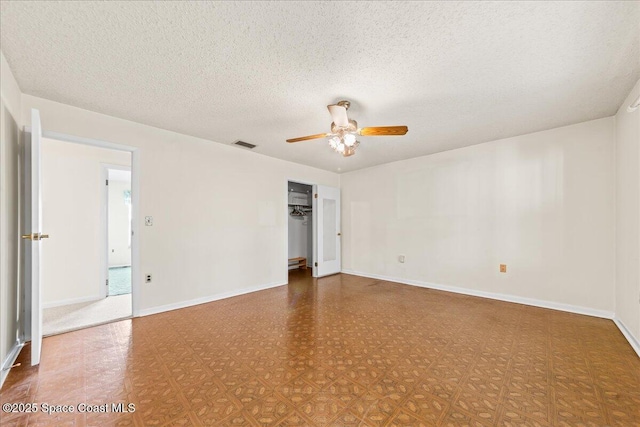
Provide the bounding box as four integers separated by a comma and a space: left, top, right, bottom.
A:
21, 234, 33, 240
40, 234, 49, 239
337, 232, 341, 236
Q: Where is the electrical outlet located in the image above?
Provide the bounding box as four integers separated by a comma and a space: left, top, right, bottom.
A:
146, 274, 152, 283
500, 264, 507, 273
145, 216, 153, 226
399, 255, 405, 263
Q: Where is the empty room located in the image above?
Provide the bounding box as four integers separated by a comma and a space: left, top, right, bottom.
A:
0, 1, 639, 426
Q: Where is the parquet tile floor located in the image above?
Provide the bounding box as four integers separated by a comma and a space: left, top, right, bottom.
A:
1, 271, 639, 426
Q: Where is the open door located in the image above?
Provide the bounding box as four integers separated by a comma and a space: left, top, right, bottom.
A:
313, 185, 341, 277
22, 108, 47, 366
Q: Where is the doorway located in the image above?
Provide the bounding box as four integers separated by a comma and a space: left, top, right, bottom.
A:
39, 138, 133, 336
286, 181, 342, 280
106, 166, 132, 298
287, 181, 313, 280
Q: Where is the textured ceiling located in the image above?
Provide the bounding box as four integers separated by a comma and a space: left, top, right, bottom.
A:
2, 1, 639, 173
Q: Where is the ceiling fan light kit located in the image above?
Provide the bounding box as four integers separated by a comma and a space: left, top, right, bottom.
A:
329, 136, 359, 157
328, 118, 360, 157
286, 100, 408, 157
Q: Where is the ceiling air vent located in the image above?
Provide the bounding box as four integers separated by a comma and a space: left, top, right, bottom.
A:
233, 140, 257, 149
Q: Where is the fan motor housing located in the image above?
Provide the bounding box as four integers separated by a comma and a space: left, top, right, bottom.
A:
331, 119, 358, 134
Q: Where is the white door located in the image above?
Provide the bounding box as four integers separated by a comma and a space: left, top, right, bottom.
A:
313, 185, 341, 277
22, 108, 47, 366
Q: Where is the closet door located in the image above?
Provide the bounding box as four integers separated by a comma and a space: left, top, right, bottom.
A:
313, 185, 341, 277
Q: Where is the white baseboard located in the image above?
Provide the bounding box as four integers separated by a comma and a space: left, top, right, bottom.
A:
43, 294, 102, 309
138, 281, 286, 317
341, 269, 615, 319
0, 342, 24, 390
613, 317, 640, 358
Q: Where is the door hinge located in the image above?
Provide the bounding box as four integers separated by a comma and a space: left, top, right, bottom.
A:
106, 279, 109, 286
314, 193, 318, 199
106, 179, 109, 186
315, 262, 318, 267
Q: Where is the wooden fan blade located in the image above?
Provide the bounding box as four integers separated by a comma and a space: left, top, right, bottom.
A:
358, 126, 408, 136
286, 133, 329, 143
327, 104, 349, 127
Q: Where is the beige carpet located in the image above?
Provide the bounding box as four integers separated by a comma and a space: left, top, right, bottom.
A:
43, 294, 131, 336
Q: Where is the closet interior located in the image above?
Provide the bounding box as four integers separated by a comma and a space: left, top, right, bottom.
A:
288, 181, 313, 272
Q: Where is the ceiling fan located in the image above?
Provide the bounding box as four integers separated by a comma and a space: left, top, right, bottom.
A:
286, 100, 408, 157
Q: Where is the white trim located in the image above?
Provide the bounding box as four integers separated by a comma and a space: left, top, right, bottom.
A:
341, 270, 615, 319
102, 164, 131, 172
101, 165, 109, 300
131, 150, 140, 317
0, 342, 24, 389
138, 281, 286, 317
613, 317, 640, 358
312, 184, 318, 278
42, 130, 135, 152
42, 294, 103, 309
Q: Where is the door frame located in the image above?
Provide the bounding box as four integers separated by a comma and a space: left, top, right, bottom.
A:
101, 164, 132, 299
285, 178, 317, 279
34, 130, 141, 317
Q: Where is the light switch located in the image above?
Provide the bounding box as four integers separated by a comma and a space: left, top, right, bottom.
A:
145, 216, 153, 226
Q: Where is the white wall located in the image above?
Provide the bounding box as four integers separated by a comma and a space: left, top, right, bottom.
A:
21, 95, 340, 314
0, 51, 23, 384
342, 118, 615, 315
41, 139, 131, 306
615, 79, 640, 349
108, 178, 132, 267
